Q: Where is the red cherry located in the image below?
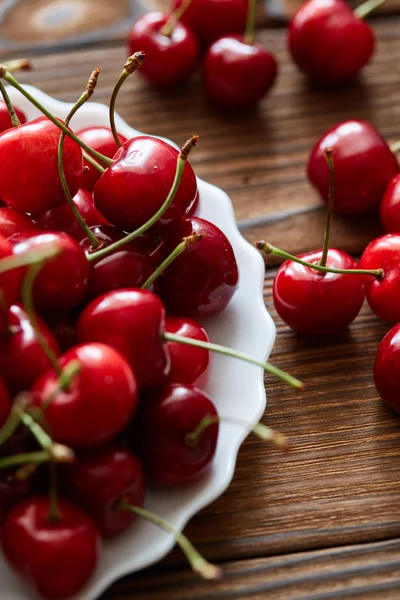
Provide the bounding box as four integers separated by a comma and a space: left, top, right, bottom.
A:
374, 323, 400, 413
0, 117, 82, 213
0, 374, 10, 426
136, 233, 166, 266
174, 0, 248, 46
66, 446, 145, 539
380, 174, 400, 233
11, 230, 90, 313
134, 383, 219, 486
1, 496, 100, 599
0, 102, 26, 132
45, 312, 78, 353
128, 12, 199, 88
0, 207, 37, 239
77, 126, 127, 192
203, 35, 278, 110
165, 316, 211, 388
307, 120, 399, 215
31, 343, 138, 448
80, 225, 154, 299
77, 289, 170, 388
288, 0, 374, 86
159, 217, 238, 318
0, 304, 60, 394
93, 136, 197, 233
360, 234, 400, 323
0, 234, 22, 331
33, 189, 108, 242
273, 249, 365, 335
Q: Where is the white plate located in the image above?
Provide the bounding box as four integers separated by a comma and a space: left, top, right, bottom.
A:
1, 86, 276, 600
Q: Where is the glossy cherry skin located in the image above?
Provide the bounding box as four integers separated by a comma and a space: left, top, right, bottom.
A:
374, 323, 400, 413
0, 304, 60, 394
0, 117, 82, 213
31, 343, 138, 449
308, 120, 399, 215
380, 175, 400, 233
174, 0, 248, 46
93, 136, 197, 233
0, 102, 26, 132
203, 36, 278, 110
77, 127, 127, 192
273, 249, 365, 335
80, 225, 154, 299
77, 289, 170, 388
0, 374, 10, 426
128, 12, 199, 88
0, 207, 37, 239
159, 217, 239, 318
288, 0, 374, 86
34, 189, 109, 242
11, 230, 90, 313
1, 496, 100, 600
165, 317, 211, 388
66, 446, 145, 539
0, 234, 22, 331
360, 234, 400, 323
135, 383, 219, 486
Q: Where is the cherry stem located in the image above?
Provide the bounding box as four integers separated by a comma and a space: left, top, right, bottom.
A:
244, 0, 258, 45
15, 407, 74, 463
0, 245, 60, 274
21, 262, 63, 376
0, 69, 113, 167
0, 81, 20, 126
58, 69, 101, 249
390, 141, 400, 154
185, 414, 290, 450
0, 450, 51, 471
83, 150, 106, 174
4, 59, 31, 73
257, 241, 385, 279
0, 393, 30, 446
119, 501, 222, 580
87, 135, 199, 262
38, 360, 81, 415
319, 147, 334, 268
160, 0, 193, 37
354, 0, 388, 18
163, 331, 303, 389
109, 52, 145, 149
142, 234, 203, 290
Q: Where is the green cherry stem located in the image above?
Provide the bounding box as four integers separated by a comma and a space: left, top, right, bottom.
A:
15, 407, 74, 463
0, 245, 60, 275
257, 241, 385, 279
319, 147, 334, 268
83, 150, 106, 175
0, 81, 20, 126
163, 332, 304, 389
160, 0, 193, 37
109, 52, 145, 148
87, 134, 199, 262
244, 0, 258, 45
58, 68, 101, 249
0, 393, 30, 446
0, 68, 113, 167
119, 501, 221, 580
0, 450, 51, 471
141, 234, 203, 290
4, 59, 31, 73
390, 141, 400, 154
38, 359, 81, 415
354, 0, 388, 19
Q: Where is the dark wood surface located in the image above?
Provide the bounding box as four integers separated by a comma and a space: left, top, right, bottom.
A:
3, 9, 400, 600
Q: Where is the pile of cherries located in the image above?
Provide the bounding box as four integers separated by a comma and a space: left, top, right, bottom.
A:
0, 57, 298, 600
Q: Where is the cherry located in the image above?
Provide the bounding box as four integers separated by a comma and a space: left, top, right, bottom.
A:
77, 127, 127, 192
134, 383, 219, 486
80, 225, 154, 299
308, 120, 399, 215
1, 496, 100, 599
374, 323, 400, 413
288, 0, 375, 86
360, 234, 400, 323
0, 374, 10, 426
174, 0, 248, 47
187, 189, 199, 216
136, 233, 166, 265
128, 12, 199, 88
0, 116, 83, 213
0, 207, 37, 239
93, 136, 197, 233
0, 303, 60, 394
0, 234, 22, 330
380, 174, 400, 233
77, 289, 170, 388
66, 445, 145, 539
34, 189, 108, 242
165, 316, 211, 388
31, 342, 138, 448
159, 217, 238, 318
11, 230, 90, 313
45, 312, 78, 353
0, 101, 26, 132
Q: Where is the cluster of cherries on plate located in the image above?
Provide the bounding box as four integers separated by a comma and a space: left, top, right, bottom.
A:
0, 59, 299, 600
127, 0, 384, 111
256, 117, 400, 417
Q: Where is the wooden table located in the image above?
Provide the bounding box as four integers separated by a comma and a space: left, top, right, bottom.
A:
3, 3, 400, 598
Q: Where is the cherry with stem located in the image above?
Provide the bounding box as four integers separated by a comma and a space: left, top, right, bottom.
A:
160, 0, 193, 36
354, 0, 388, 18
243, 0, 257, 45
